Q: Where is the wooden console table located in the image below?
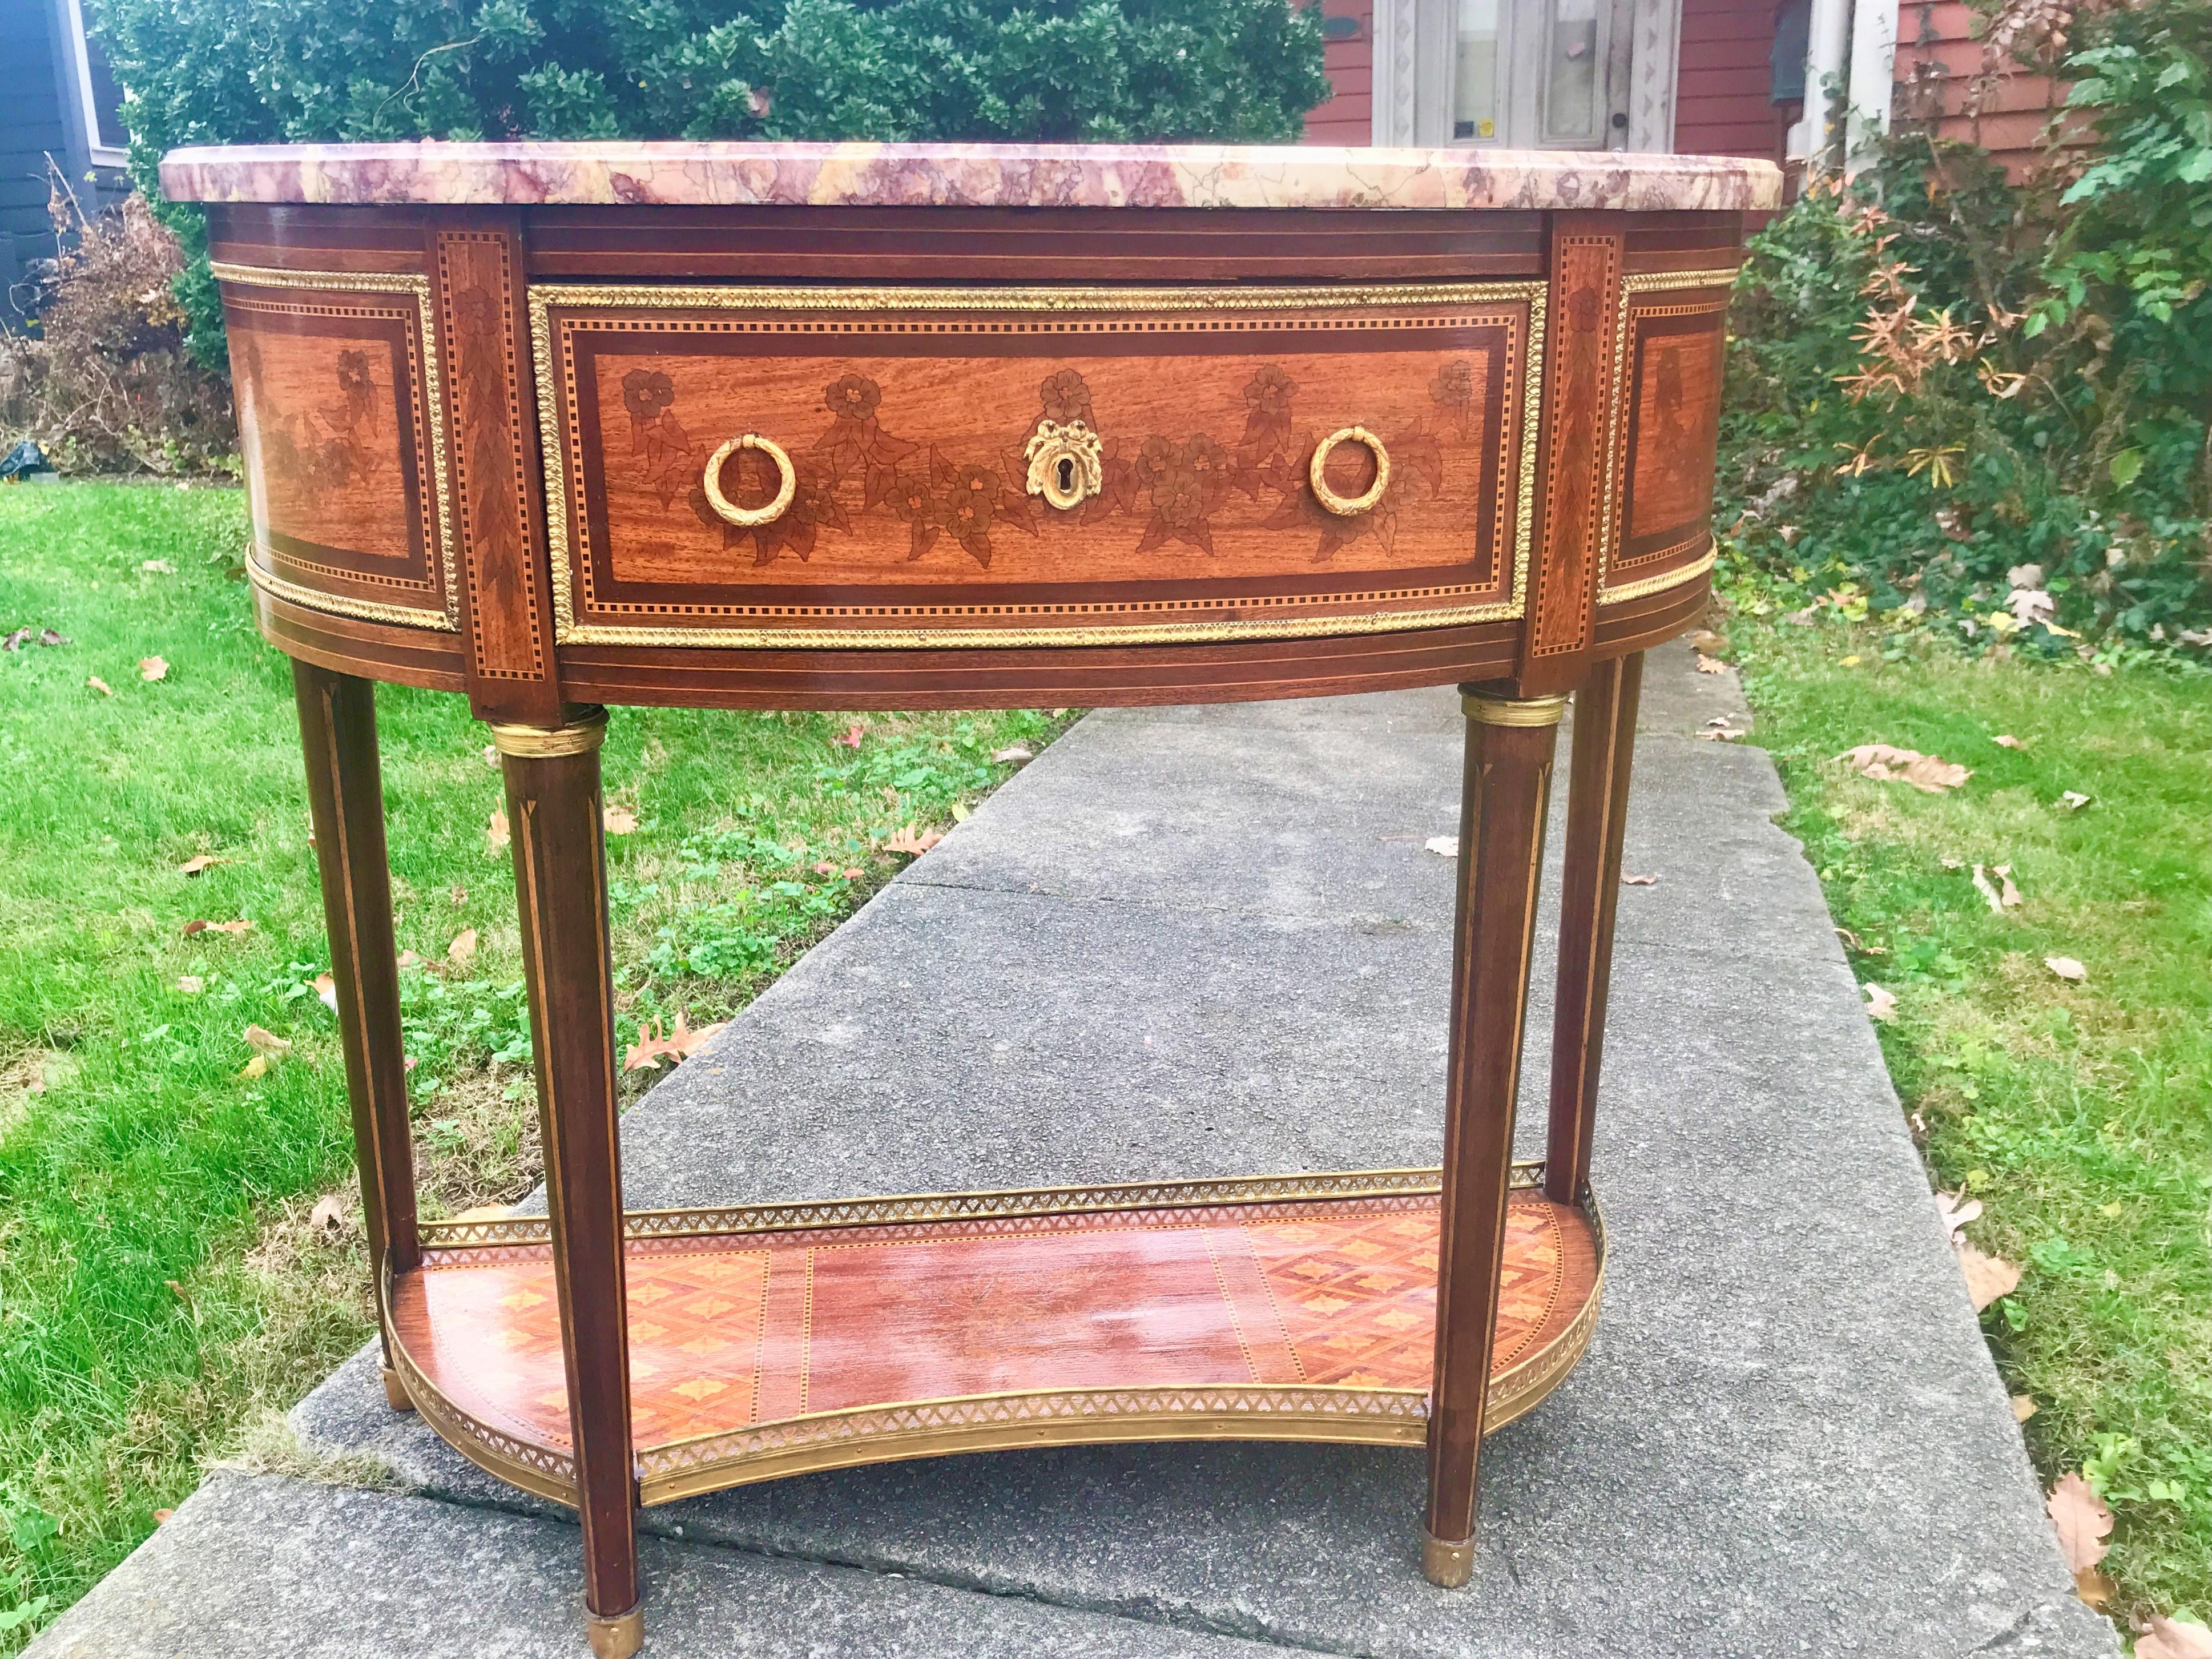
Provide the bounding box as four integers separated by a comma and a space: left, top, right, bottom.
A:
160, 140, 1778, 1657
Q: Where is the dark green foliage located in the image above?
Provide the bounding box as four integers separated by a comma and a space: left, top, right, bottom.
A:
89, 0, 1331, 368
1718, 0, 2210, 653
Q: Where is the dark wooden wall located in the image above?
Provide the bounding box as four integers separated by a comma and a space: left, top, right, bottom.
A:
1, 0, 130, 325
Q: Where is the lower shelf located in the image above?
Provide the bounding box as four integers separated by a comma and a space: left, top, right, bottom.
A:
385, 1165, 1603, 1507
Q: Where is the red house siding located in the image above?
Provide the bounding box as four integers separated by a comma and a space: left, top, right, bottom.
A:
1674, 0, 1784, 159
1303, 0, 1376, 145
1893, 0, 2080, 181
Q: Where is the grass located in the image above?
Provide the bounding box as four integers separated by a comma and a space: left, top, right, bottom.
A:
1713, 564, 2211, 1630
0, 481, 1065, 1648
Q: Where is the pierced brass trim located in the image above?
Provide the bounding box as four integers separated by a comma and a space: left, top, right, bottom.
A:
489, 705, 609, 758
209, 261, 460, 631
1597, 268, 1738, 603
528, 279, 1547, 650
1462, 690, 1570, 727
1310, 425, 1391, 516
246, 546, 454, 632
420, 1165, 1452, 1249
702, 433, 796, 527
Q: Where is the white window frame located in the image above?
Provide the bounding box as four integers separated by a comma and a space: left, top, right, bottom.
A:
63, 0, 128, 168
1373, 0, 1680, 153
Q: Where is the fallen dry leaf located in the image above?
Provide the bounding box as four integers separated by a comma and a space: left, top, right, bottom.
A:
1424, 835, 1459, 858
2011, 1395, 2038, 1423
1993, 734, 2026, 750
450, 1203, 511, 1224
87, 675, 112, 696
308, 1193, 346, 1235
152, 1508, 173, 1523
992, 744, 1034, 764
396, 950, 423, 969
1836, 743, 1972, 794
312, 972, 338, 1013
447, 928, 478, 967
1688, 629, 1727, 655
176, 975, 204, 994
141, 558, 176, 574
2045, 955, 2086, 982
176, 854, 224, 876
2073, 1568, 2116, 1609
1959, 1241, 2022, 1310
831, 722, 867, 750
182, 919, 253, 937
2059, 790, 2092, 812
138, 655, 168, 682
238, 1054, 268, 1080
1934, 1190, 1984, 1241
485, 809, 510, 854
1971, 863, 2022, 915
2047, 1472, 2114, 1593
1863, 982, 1898, 1022
449, 885, 466, 905
2136, 1616, 2212, 1659
1694, 652, 1727, 675
951, 802, 971, 823
623, 1010, 729, 1072
1622, 873, 1658, 886
1695, 726, 1745, 742
883, 824, 944, 857
243, 1025, 292, 1058
602, 804, 637, 835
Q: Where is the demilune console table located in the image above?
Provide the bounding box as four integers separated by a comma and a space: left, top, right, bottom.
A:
159, 139, 1779, 1657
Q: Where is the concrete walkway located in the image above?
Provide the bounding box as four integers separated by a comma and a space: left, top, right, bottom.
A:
32, 643, 2113, 1659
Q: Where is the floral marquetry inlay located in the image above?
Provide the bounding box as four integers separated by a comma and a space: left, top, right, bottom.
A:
534, 281, 1544, 648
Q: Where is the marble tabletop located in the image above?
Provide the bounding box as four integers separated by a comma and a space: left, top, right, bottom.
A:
160, 140, 1782, 214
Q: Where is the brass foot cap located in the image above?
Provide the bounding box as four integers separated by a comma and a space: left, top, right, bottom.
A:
585, 1604, 644, 1659
1420, 1529, 1474, 1589
380, 1366, 413, 1412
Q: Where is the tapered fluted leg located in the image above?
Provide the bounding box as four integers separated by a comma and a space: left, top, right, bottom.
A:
292, 661, 418, 1410
1422, 684, 1566, 1588
1546, 652, 1643, 1206
494, 706, 642, 1659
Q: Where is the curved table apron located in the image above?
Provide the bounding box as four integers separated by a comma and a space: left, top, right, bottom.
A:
163, 138, 1779, 1658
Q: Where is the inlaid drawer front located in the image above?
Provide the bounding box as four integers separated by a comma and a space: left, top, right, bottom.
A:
214, 264, 455, 630
1599, 272, 1734, 605
532, 283, 1543, 648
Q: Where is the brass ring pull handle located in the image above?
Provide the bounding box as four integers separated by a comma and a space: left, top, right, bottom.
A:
702, 433, 797, 528
1308, 425, 1391, 517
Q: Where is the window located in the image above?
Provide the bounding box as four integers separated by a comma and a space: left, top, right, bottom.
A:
1453, 0, 1503, 142
64, 0, 129, 166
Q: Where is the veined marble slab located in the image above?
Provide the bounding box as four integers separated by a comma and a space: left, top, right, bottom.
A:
160, 140, 1782, 213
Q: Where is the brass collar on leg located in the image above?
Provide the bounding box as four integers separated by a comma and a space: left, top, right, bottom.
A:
490, 704, 609, 759
1420, 1528, 1476, 1588
585, 1604, 644, 1659
1460, 689, 1569, 728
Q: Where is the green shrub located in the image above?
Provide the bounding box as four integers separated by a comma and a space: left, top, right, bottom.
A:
1719, 0, 2209, 653
91, 0, 1331, 369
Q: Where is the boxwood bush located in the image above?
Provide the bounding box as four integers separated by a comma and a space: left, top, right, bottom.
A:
91, 0, 1332, 367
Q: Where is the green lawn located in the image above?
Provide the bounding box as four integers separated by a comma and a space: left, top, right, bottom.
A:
0, 482, 1063, 1648
1715, 569, 2211, 1630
